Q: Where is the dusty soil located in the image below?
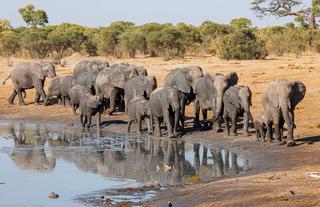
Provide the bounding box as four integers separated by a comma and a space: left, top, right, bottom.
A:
0, 54, 320, 206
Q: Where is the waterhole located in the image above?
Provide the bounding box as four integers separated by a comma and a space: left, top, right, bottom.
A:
0, 122, 250, 206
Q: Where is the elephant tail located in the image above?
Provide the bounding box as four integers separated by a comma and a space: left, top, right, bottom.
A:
2, 74, 11, 85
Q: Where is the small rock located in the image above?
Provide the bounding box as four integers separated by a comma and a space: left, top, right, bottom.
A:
48, 192, 59, 199
96, 195, 104, 199
289, 190, 296, 195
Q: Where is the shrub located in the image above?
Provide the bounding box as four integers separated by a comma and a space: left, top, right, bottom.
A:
216, 29, 268, 60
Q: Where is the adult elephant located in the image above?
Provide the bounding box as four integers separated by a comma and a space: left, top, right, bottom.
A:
74, 60, 109, 94
73, 60, 109, 77
164, 66, 204, 129
2, 61, 56, 105
124, 75, 157, 113
95, 64, 139, 115
149, 69, 191, 138
261, 80, 306, 147
194, 72, 238, 131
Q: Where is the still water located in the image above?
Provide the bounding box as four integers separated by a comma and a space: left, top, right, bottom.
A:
0, 122, 249, 206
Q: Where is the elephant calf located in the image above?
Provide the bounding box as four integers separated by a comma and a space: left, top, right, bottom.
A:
45, 75, 76, 106
124, 75, 157, 114
127, 97, 152, 134
254, 111, 269, 142
149, 87, 182, 138
79, 94, 103, 129
68, 85, 91, 114
223, 85, 254, 136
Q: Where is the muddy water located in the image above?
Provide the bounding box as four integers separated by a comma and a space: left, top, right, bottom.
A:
0, 122, 249, 206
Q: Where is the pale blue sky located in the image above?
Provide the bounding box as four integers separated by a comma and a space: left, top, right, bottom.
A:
0, 0, 295, 27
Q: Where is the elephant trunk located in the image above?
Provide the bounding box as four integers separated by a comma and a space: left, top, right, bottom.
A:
212, 94, 223, 122
243, 101, 254, 124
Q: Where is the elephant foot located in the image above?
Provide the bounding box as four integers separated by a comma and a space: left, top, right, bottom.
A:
287, 141, 296, 147
19, 102, 26, 106
8, 101, 14, 105
137, 131, 142, 135
243, 132, 250, 137
34, 101, 40, 105
262, 139, 267, 142
225, 131, 230, 136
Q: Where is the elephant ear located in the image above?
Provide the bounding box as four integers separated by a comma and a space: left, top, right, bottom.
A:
226, 72, 238, 86
34, 63, 45, 80
87, 96, 101, 108
291, 81, 306, 108
225, 87, 241, 109
171, 70, 191, 93
108, 70, 126, 88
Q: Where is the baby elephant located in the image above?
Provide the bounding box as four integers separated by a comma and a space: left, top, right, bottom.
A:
223, 85, 254, 136
79, 94, 103, 129
127, 97, 152, 134
45, 75, 76, 106
254, 111, 269, 142
68, 85, 91, 114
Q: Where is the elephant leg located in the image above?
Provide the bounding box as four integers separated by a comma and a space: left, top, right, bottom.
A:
61, 96, 66, 106
164, 109, 174, 138
155, 117, 161, 137
72, 104, 77, 115
124, 97, 128, 115
193, 99, 201, 128
266, 121, 273, 142
87, 115, 92, 128
273, 121, 283, 144
8, 90, 17, 105
174, 109, 180, 136
35, 92, 41, 105
261, 126, 266, 142
96, 112, 101, 129
285, 110, 295, 147
230, 111, 238, 136
202, 109, 208, 128
223, 113, 230, 136
137, 117, 143, 134
17, 88, 26, 106
127, 120, 133, 133
147, 117, 152, 135
179, 98, 185, 130
256, 127, 261, 141
106, 89, 117, 115
243, 112, 250, 136
80, 114, 85, 128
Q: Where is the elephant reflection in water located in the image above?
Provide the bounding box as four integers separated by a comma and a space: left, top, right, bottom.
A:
9, 124, 56, 172
192, 144, 245, 179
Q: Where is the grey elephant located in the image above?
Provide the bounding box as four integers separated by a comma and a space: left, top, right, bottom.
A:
79, 94, 103, 129
165, 66, 204, 128
95, 64, 139, 115
127, 97, 152, 134
2, 61, 56, 105
73, 60, 109, 77
74, 60, 110, 94
112, 63, 148, 76
194, 72, 238, 131
149, 86, 183, 138
124, 75, 157, 113
68, 85, 91, 114
261, 80, 306, 147
223, 85, 254, 136
44, 75, 76, 105
254, 111, 269, 142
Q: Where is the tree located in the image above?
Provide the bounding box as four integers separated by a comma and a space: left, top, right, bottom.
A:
0, 31, 20, 58
18, 4, 48, 28
119, 28, 147, 58
19, 27, 53, 58
251, 0, 320, 28
230, 18, 253, 30
0, 19, 12, 32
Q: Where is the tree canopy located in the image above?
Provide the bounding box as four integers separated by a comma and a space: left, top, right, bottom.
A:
18, 4, 48, 28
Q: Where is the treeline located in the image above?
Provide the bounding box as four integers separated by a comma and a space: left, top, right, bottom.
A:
1, 18, 320, 63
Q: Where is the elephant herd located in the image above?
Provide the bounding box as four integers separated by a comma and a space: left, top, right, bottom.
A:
2, 60, 306, 147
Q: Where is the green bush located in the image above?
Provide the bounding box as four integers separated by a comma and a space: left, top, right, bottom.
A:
216, 29, 268, 60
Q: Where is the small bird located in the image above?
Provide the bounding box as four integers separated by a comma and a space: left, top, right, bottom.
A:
168, 201, 173, 207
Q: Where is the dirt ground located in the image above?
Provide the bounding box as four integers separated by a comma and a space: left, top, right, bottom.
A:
0, 54, 320, 206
